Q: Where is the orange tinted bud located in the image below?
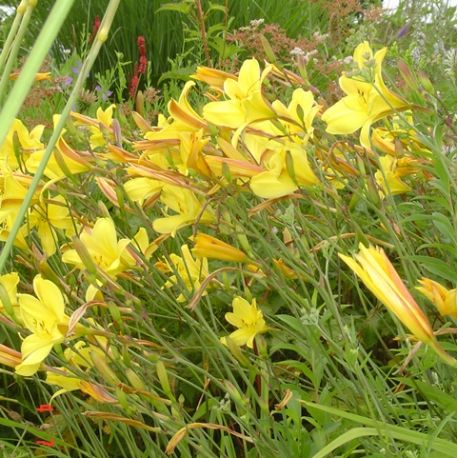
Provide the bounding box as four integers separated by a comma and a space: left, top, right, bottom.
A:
192, 233, 248, 262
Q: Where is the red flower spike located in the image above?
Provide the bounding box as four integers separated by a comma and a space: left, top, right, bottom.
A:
138, 56, 148, 74
129, 75, 140, 98
93, 16, 101, 34
137, 36, 146, 56
36, 404, 54, 413
88, 15, 101, 43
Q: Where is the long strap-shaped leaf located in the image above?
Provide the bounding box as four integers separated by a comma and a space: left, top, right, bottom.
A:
0, 0, 74, 143
0, 0, 121, 274
303, 400, 456, 457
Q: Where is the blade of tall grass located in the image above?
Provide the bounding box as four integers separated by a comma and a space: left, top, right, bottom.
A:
0, 0, 120, 274
302, 400, 457, 457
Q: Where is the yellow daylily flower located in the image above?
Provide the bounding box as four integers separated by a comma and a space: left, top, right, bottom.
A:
124, 177, 164, 206
62, 217, 132, 277
91, 104, 116, 148
31, 195, 76, 257
221, 296, 268, 348
339, 244, 434, 343
46, 369, 83, 398
167, 81, 207, 131
9, 71, 51, 81
339, 244, 456, 366
203, 59, 274, 131
322, 41, 408, 148
375, 155, 411, 197
416, 278, 456, 319
152, 185, 214, 236
46, 339, 112, 399
371, 127, 399, 156
192, 233, 248, 262
138, 83, 206, 152
26, 115, 91, 179
72, 105, 116, 149
250, 144, 318, 199
273, 259, 299, 279
0, 272, 19, 313
161, 244, 209, 303
191, 66, 237, 91
16, 275, 69, 376
271, 88, 321, 139
371, 125, 431, 157
0, 119, 45, 170
0, 172, 38, 242
180, 129, 211, 176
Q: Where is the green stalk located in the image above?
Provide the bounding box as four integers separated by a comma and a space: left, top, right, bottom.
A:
0, 0, 74, 147
0, 0, 121, 274
0, 1, 35, 105
0, 1, 25, 73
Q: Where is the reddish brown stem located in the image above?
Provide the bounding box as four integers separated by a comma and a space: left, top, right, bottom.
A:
195, 0, 210, 65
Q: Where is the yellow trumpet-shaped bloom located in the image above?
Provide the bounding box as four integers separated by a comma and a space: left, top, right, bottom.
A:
124, 177, 164, 206
0, 119, 45, 170
250, 145, 318, 199
72, 105, 115, 149
16, 275, 69, 376
271, 88, 321, 139
30, 195, 76, 257
192, 233, 248, 262
167, 81, 207, 131
26, 115, 91, 179
161, 244, 209, 303
322, 41, 408, 148
339, 244, 456, 366
46, 339, 113, 401
339, 244, 435, 344
0, 172, 38, 242
221, 296, 268, 349
0, 272, 19, 313
62, 217, 132, 277
191, 66, 237, 91
152, 185, 214, 236
203, 59, 274, 130
375, 155, 411, 197
91, 105, 116, 147
416, 278, 456, 319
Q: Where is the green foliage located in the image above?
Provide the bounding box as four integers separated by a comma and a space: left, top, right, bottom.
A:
0, 1, 456, 457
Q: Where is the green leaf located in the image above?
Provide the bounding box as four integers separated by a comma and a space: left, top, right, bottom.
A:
431, 212, 456, 244
311, 427, 378, 458
409, 255, 456, 283
156, 2, 192, 14
208, 3, 228, 14
398, 378, 457, 414
301, 401, 457, 457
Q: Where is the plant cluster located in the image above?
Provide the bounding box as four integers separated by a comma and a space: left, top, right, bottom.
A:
0, 35, 456, 455
0, 1, 456, 457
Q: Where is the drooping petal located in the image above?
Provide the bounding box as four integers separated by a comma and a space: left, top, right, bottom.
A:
203, 99, 244, 128
18, 294, 45, 332
322, 95, 369, 135
250, 170, 297, 199
33, 275, 65, 323
17, 334, 56, 373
